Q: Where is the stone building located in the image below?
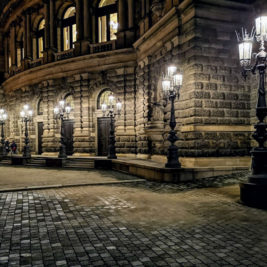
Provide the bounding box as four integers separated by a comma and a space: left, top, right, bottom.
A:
0, 0, 263, 168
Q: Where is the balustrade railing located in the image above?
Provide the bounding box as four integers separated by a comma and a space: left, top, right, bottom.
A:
55, 49, 74, 61
90, 40, 116, 54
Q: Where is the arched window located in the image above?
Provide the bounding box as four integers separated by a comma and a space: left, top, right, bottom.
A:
65, 94, 74, 110
37, 19, 45, 58
62, 7, 76, 51
16, 30, 24, 67
37, 99, 44, 115
97, 0, 118, 43
97, 89, 113, 109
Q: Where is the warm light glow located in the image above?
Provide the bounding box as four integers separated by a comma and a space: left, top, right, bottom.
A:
173, 74, 183, 87
65, 106, 71, 114
239, 41, 253, 67
23, 104, 29, 111
162, 80, 171, 92
2, 114, 7, 120
256, 16, 267, 40
101, 103, 107, 112
59, 100, 65, 108
116, 100, 122, 111
167, 66, 177, 77
28, 110, 33, 117
20, 111, 25, 118
0, 109, 4, 114
54, 107, 59, 114
108, 94, 115, 105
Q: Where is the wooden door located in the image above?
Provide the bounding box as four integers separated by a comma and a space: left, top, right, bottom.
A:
37, 122, 43, 155
63, 120, 74, 155
98, 117, 110, 156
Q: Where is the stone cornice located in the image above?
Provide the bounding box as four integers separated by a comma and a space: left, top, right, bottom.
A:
2, 48, 136, 92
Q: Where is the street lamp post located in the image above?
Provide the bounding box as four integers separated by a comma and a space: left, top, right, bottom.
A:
237, 16, 267, 208
0, 109, 8, 157
20, 105, 33, 158
54, 100, 71, 159
101, 93, 121, 159
162, 65, 183, 168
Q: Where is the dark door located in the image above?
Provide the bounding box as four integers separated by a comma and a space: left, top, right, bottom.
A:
63, 120, 74, 155
38, 122, 43, 155
98, 117, 110, 156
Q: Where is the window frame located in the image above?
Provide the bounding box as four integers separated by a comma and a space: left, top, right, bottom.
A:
97, 3, 117, 43
61, 6, 76, 51
36, 19, 45, 59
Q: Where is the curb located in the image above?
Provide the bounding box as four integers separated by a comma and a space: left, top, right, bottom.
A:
0, 179, 145, 193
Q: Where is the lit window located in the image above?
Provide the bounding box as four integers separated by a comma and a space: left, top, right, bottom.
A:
62, 7, 76, 51
98, 1, 118, 43
37, 19, 45, 58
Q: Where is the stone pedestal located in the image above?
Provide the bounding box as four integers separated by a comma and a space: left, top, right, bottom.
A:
240, 149, 267, 209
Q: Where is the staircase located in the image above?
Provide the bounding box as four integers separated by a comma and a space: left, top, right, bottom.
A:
0, 157, 11, 165
63, 158, 95, 169
25, 158, 46, 167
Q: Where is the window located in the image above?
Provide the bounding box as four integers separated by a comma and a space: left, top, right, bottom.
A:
98, 0, 118, 43
37, 99, 44, 115
17, 40, 24, 67
65, 94, 74, 110
37, 19, 45, 58
62, 7, 76, 51
97, 89, 113, 109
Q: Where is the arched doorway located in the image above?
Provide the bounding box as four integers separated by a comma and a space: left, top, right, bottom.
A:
97, 89, 113, 156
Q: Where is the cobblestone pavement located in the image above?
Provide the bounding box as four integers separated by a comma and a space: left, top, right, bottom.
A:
0, 171, 267, 266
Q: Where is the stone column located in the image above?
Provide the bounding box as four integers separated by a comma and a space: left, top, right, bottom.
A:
26, 12, 32, 59
128, 0, 134, 29
80, 0, 91, 55
117, 0, 127, 48
44, 0, 50, 50
74, 0, 83, 55
4, 36, 9, 73
10, 22, 17, 69
49, 0, 55, 49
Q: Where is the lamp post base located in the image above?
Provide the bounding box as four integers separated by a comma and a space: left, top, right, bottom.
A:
240, 182, 267, 209
23, 146, 31, 159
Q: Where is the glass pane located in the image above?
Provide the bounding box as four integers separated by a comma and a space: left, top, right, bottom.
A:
17, 48, 21, 67
38, 19, 45, 30
98, 16, 107, 43
110, 13, 118, 40
63, 26, 70, 51
8, 55, 11, 68
64, 6, 76, 19
65, 95, 74, 110
99, 0, 116, 7
72, 24, 77, 47
38, 37, 44, 58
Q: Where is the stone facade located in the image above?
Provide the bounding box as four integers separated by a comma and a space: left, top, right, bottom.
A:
0, 0, 262, 168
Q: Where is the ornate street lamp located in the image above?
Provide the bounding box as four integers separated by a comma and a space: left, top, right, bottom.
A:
0, 109, 8, 157
101, 93, 121, 159
54, 100, 71, 158
20, 104, 33, 158
162, 65, 183, 168
236, 16, 267, 208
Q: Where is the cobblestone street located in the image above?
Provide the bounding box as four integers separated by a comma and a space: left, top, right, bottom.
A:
0, 169, 267, 266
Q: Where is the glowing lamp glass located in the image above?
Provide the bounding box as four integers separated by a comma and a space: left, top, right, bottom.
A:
0, 109, 4, 114
23, 104, 29, 111
167, 66, 177, 77
108, 95, 115, 105
28, 110, 33, 117
173, 74, 183, 87
101, 103, 107, 112
65, 106, 71, 114
59, 100, 65, 108
54, 107, 59, 114
239, 40, 253, 67
3, 114, 7, 121
256, 16, 267, 39
20, 111, 25, 118
162, 80, 171, 92
116, 101, 122, 111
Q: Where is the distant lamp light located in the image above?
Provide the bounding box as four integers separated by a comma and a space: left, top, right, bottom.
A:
108, 94, 115, 105
20, 111, 26, 118
162, 79, 171, 92
173, 73, 183, 87
54, 106, 59, 115
116, 100, 122, 112
167, 65, 177, 77
59, 100, 65, 108
65, 105, 71, 114
101, 103, 107, 113
23, 104, 29, 111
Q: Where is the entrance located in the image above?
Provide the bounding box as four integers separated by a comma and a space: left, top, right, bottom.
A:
37, 122, 43, 154
98, 117, 110, 156
63, 120, 74, 155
